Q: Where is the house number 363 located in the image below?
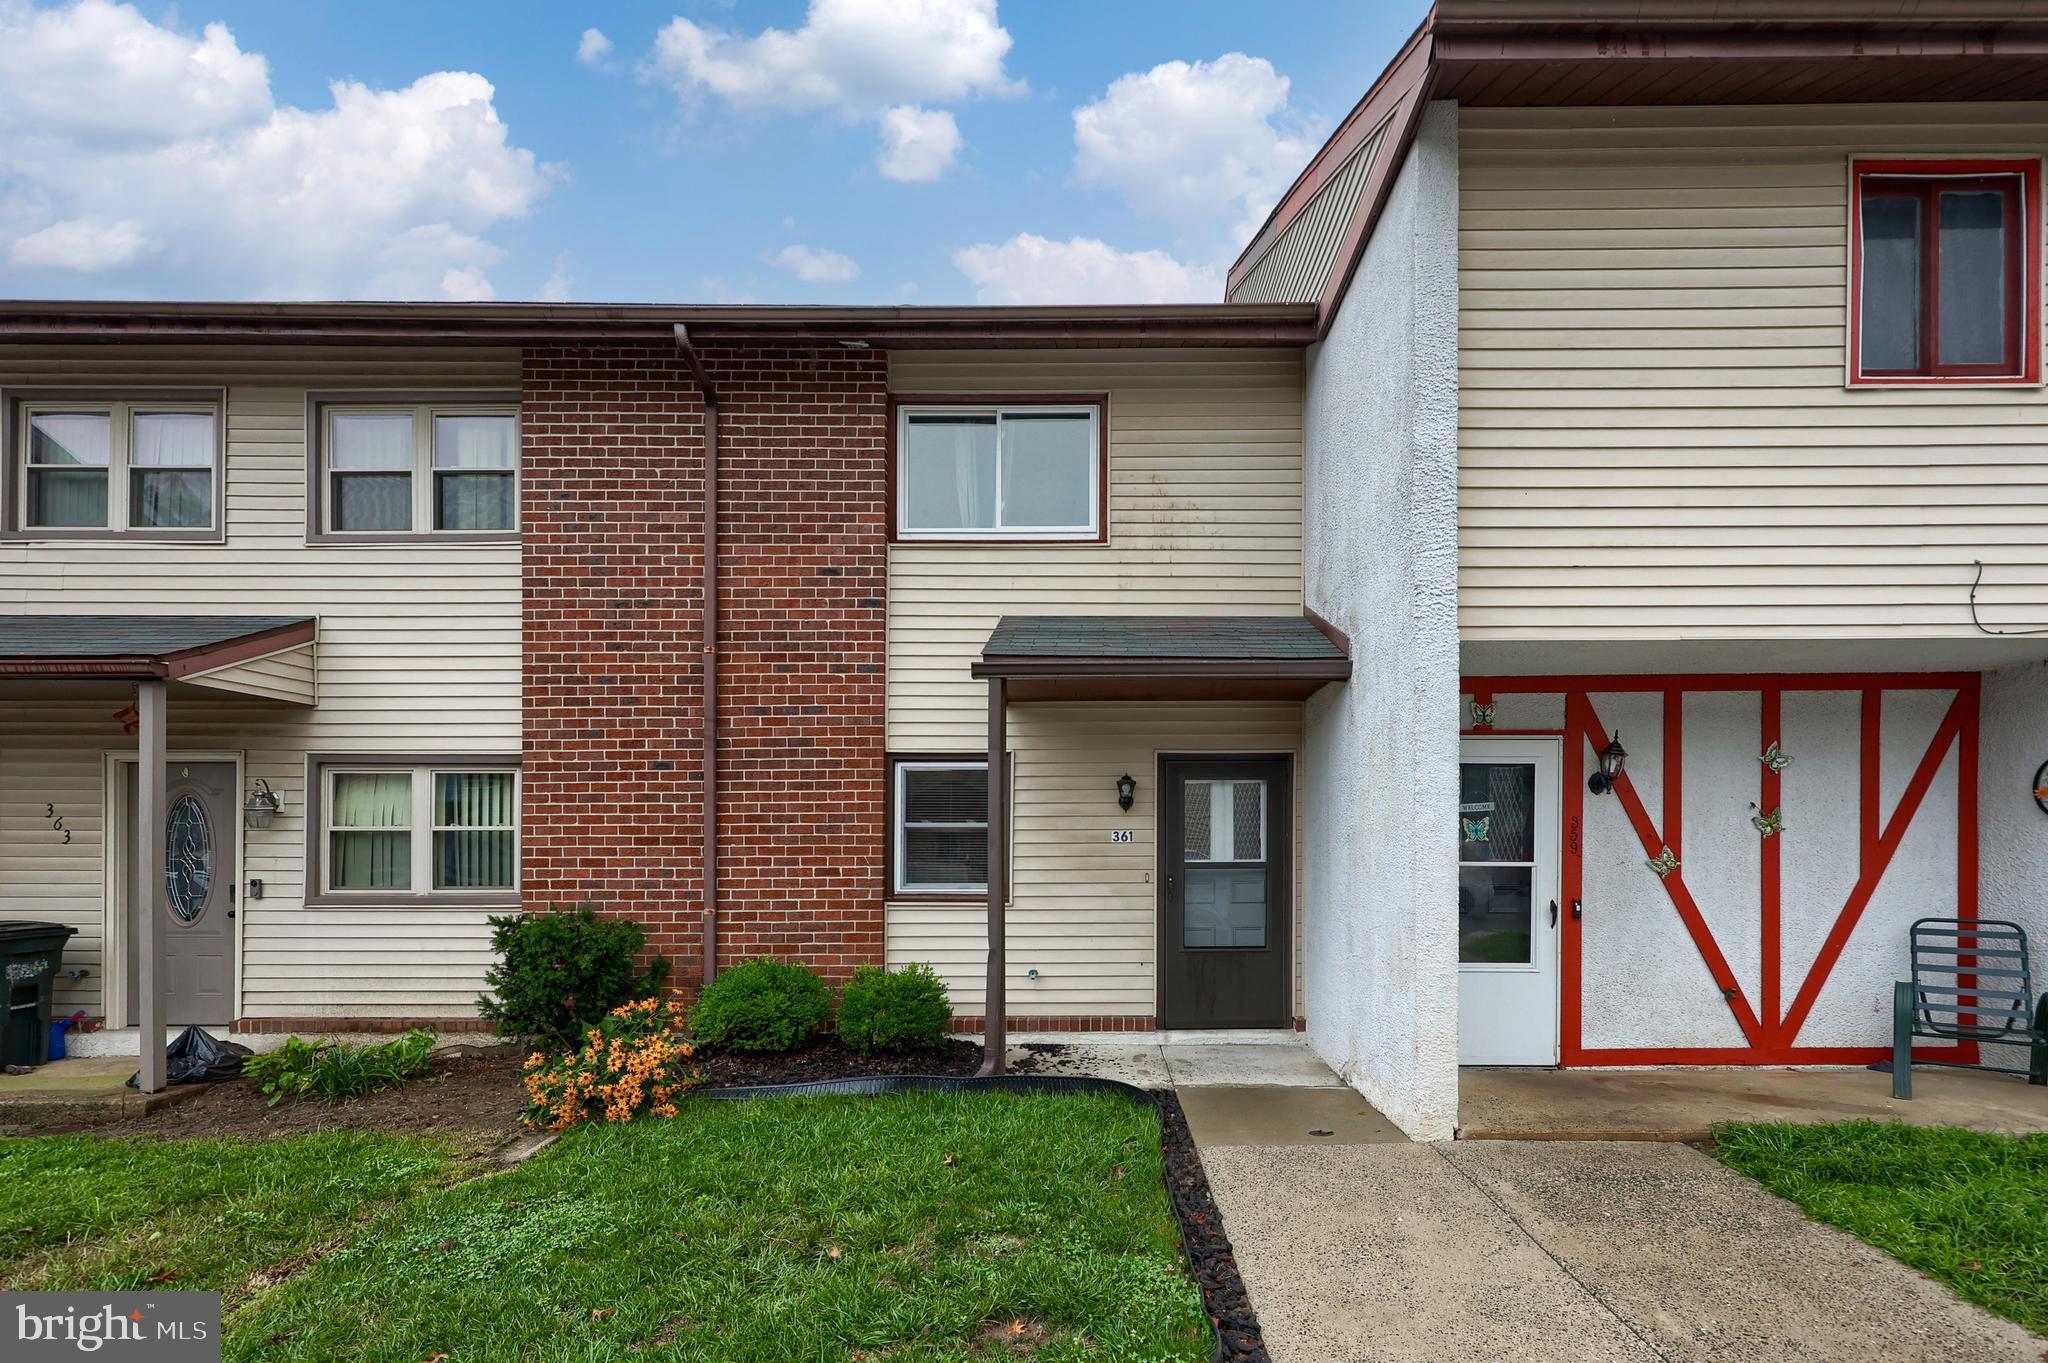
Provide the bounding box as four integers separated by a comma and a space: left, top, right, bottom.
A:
46, 804, 70, 845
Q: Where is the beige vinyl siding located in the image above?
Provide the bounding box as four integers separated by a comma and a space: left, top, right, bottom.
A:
0, 345, 519, 1020
886, 702, 1304, 1021
1458, 103, 2048, 638
887, 349, 1306, 747
183, 642, 318, 705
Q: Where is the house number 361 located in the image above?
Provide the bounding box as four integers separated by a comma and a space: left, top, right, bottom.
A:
46, 804, 70, 845
1109, 829, 1133, 843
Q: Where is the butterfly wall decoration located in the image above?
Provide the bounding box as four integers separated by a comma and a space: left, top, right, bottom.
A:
1461, 815, 1491, 843
1751, 806, 1784, 838
1760, 742, 1793, 773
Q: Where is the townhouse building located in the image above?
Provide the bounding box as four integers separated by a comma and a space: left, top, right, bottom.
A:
5, 3, 2048, 1136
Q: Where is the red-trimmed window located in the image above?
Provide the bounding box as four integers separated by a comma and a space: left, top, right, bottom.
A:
1851, 159, 2041, 384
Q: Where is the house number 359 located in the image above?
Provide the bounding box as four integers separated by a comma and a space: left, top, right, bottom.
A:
1109, 829, 1133, 843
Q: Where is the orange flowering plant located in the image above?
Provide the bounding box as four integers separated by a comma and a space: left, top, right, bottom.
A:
521, 994, 700, 1132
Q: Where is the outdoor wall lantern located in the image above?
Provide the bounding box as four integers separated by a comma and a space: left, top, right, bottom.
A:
242, 779, 284, 830
1588, 735, 1628, 796
1116, 773, 1137, 811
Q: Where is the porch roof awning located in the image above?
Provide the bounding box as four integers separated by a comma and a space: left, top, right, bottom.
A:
0, 615, 318, 703
972, 615, 1351, 701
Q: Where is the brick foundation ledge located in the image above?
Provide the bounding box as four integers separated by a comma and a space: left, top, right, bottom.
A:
953, 1016, 1309, 1034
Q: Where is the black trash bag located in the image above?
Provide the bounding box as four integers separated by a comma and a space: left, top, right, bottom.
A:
126, 1025, 253, 1088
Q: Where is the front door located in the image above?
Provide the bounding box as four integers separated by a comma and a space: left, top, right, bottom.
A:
127, 761, 237, 1026
1159, 756, 1292, 1029
1457, 738, 1561, 1064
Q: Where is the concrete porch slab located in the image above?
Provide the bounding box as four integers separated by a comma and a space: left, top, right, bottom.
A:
1163, 1041, 1344, 1088
1178, 1085, 1408, 1146
1010, 1034, 1345, 1088
1460, 1065, 2048, 1141
0, 1057, 206, 1131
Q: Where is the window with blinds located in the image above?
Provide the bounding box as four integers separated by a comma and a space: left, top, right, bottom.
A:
893, 761, 989, 894
319, 762, 518, 900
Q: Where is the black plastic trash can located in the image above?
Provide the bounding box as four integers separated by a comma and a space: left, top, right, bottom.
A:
0, 921, 78, 1069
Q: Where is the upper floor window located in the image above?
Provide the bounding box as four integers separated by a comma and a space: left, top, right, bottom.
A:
895, 400, 1102, 541
1852, 159, 2042, 384
312, 396, 519, 540
5, 394, 221, 539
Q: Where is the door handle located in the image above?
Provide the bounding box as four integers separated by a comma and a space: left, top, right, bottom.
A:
1571, 898, 1583, 921
1548, 899, 1558, 928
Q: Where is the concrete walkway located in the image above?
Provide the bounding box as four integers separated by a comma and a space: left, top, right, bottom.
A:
1462, 1064, 2048, 1140
1202, 1138, 2042, 1362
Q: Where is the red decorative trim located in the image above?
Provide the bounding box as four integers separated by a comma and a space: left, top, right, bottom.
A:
1848, 158, 2043, 386
1779, 690, 1966, 1043
1760, 686, 1783, 1036
1482, 671, 1981, 1069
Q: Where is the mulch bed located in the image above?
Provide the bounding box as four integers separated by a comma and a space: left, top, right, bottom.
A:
687, 1036, 995, 1087
17, 1046, 527, 1145
1154, 1090, 1270, 1363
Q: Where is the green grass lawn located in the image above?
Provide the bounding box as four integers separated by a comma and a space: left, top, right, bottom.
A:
1717, 1119, 2048, 1335
3, 1091, 1210, 1363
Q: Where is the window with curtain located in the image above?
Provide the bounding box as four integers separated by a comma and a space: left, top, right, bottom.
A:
319, 401, 518, 536
14, 399, 218, 535
433, 770, 515, 889
1852, 160, 2039, 382
893, 761, 989, 894
328, 771, 414, 891
319, 761, 519, 900
897, 404, 1099, 539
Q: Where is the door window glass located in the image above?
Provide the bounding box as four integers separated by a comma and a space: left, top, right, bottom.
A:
1182, 778, 1268, 948
163, 794, 212, 923
1459, 762, 1536, 964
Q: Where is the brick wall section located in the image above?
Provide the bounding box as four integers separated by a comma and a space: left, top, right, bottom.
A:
521, 345, 890, 992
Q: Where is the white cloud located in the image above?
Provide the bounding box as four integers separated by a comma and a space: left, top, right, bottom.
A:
952, 234, 1222, 305
439, 265, 494, 301
9, 218, 145, 271
1072, 53, 1316, 245
646, 0, 1015, 182
766, 243, 859, 284
0, 1, 554, 299
876, 105, 960, 182
538, 252, 574, 302
577, 27, 614, 68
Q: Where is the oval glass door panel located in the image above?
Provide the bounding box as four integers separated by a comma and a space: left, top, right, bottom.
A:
164, 793, 213, 923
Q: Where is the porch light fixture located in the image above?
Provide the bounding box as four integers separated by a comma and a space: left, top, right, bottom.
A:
1116, 773, 1136, 811
242, 779, 284, 830
1588, 734, 1628, 796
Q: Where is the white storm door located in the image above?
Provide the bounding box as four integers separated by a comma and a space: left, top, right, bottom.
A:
1457, 737, 1561, 1065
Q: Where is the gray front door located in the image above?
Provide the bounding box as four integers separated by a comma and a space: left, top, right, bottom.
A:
127, 761, 236, 1025
1158, 756, 1292, 1029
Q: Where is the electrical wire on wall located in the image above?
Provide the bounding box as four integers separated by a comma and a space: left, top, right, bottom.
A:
1969, 560, 2048, 636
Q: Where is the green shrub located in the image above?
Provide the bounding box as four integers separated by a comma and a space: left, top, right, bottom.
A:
688, 957, 832, 1053
479, 904, 669, 1049
246, 1029, 437, 1105
837, 963, 952, 1054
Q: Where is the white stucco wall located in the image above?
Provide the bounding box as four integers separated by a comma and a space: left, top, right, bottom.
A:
1301, 100, 1461, 1139
1979, 661, 2048, 1069
1471, 684, 1968, 1055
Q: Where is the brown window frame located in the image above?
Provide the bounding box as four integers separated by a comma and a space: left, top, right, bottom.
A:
884, 752, 1012, 903
303, 752, 521, 908
1849, 158, 2042, 386
886, 393, 1110, 544
305, 391, 522, 545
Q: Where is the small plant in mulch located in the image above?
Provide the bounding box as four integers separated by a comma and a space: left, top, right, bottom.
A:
245, 1029, 438, 1106
837, 962, 951, 1055
480, 904, 670, 1051
687, 957, 833, 1053
521, 997, 699, 1132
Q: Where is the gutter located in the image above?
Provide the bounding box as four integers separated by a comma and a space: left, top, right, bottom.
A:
676, 325, 722, 989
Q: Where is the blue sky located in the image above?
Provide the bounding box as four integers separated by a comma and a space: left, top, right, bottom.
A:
0, 0, 1429, 305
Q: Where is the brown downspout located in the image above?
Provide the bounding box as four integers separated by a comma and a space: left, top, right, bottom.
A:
977, 676, 1008, 1076
676, 324, 721, 987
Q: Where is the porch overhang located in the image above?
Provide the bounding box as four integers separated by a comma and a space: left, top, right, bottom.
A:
0, 615, 317, 703
972, 615, 1352, 701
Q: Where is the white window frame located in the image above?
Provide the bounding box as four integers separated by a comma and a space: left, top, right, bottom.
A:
318, 401, 521, 537
894, 403, 1101, 541
13, 397, 221, 536
892, 760, 990, 895
319, 763, 520, 901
